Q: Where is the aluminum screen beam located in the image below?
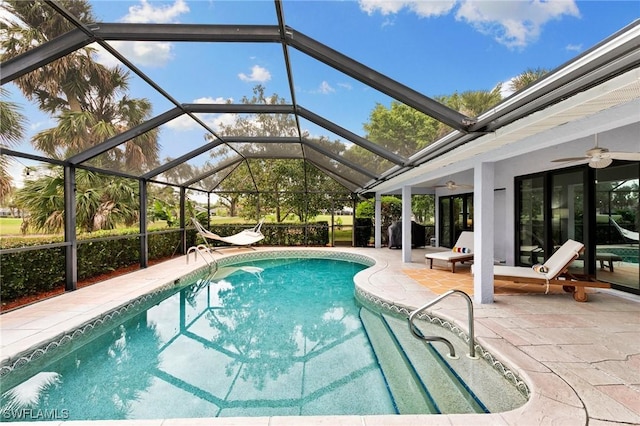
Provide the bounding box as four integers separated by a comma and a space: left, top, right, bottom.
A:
182, 157, 245, 187
306, 159, 360, 192
142, 139, 225, 180
223, 136, 300, 143
184, 103, 295, 114
297, 107, 407, 166
93, 23, 282, 42
286, 27, 475, 132
67, 108, 184, 165
0, 29, 92, 85
301, 140, 378, 180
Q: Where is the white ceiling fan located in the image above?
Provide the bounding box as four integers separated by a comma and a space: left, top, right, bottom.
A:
552, 134, 640, 168
434, 180, 473, 190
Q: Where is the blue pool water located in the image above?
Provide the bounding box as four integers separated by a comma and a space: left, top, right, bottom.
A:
0, 258, 399, 421
597, 247, 639, 264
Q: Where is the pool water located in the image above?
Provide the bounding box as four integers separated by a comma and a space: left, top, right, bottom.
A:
1, 258, 398, 421
597, 247, 639, 264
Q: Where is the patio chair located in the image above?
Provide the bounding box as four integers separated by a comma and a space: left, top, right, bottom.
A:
487, 239, 610, 302
192, 217, 265, 251
425, 231, 474, 273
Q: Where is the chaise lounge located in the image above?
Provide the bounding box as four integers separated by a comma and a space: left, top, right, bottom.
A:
425, 231, 474, 273
488, 239, 610, 302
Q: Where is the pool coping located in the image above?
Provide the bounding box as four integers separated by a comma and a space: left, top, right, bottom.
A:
1, 246, 636, 425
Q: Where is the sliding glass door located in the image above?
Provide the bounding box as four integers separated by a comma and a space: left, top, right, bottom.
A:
439, 194, 473, 248
516, 162, 639, 294
594, 163, 639, 292
517, 176, 545, 266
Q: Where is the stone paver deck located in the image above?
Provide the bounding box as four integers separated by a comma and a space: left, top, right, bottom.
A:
1, 246, 639, 425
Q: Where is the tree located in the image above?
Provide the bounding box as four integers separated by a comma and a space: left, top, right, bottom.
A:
361, 102, 440, 160
510, 68, 549, 93
2, 0, 160, 231
447, 86, 504, 117
16, 168, 138, 234
412, 195, 435, 224
360, 87, 503, 163
0, 88, 27, 202
212, 85, 350, 222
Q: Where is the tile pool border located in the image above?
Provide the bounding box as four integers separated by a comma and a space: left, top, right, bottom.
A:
0, 251, 370, 378
1, 248, 529, 414
354, 288, 531, 400
0, 263, 212, 378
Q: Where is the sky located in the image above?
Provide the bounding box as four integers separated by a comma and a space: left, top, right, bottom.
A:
3, 0, 639, 187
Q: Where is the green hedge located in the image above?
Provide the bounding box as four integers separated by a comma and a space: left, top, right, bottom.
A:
202, 222, 329, 247
1, 223, 331, 303
0, 230, 187, 303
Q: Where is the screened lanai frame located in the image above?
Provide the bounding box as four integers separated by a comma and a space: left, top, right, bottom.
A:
2, 1, 639, 293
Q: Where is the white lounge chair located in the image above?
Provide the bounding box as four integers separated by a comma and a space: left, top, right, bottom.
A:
425, 231, 474, 273
488, 239, 610, 302
192, 217, 265, 251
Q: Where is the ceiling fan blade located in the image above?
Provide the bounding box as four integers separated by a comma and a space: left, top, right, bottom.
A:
605, 152, 640, 161
551, 157, 587, 163
434, 181, 473, 190
589, 157, 613, 168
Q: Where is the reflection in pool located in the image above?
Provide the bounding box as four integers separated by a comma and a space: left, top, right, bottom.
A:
1, 258, 397, 420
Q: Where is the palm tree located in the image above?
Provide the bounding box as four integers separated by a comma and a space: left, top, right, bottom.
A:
1, 0, 159, 172
0, 88, 27, 202
2, 0, 160, 231
510, 68, 549, 93
16, 168, 139, 234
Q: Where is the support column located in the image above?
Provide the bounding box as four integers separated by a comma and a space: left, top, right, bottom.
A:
180, 187, 186, 255
402, 185, 412, 263
474, 162, 495, 304
374, 193, 382, 248
139, 179, 148, 268
64, 165, 77, 292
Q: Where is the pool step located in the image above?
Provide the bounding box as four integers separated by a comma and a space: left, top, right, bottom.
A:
360, 307, 488, 414
380, 313, 488, 414
359, 307, 439, 414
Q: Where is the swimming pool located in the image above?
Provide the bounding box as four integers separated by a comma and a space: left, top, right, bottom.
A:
0, 251, 528, 422
1, 256, 397, 420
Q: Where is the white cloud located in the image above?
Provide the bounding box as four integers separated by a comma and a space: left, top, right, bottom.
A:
121, 0, 189, 23
499, 77, 516, 99
165, 114, 200, 131
566, 43, 583, 52
318, 81, 335, 94
359, 0, 581, 49
93, 40, 174, 68
166, 96, 235, 132
91, 1, 189, 68
456, 1, 580, 49
238, 65, 272, 83
193, 96, 232, 104
359, 0, 455, 17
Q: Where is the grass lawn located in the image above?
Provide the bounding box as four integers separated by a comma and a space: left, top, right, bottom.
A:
1, 215, 356, 238
0, 218, 23, 235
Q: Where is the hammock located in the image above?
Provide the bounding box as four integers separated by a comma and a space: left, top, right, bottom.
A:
610, 217, 639, 242
192, 217, 265, 249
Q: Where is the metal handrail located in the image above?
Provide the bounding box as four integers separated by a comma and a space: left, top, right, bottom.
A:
186, 244, 217, 268
408, 289, 477, 359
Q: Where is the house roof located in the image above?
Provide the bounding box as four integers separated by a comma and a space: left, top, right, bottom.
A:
2, 1, 639, 196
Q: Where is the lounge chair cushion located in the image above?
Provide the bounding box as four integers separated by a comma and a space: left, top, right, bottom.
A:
490, 239, 584, 281
425, 231, 474, 264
